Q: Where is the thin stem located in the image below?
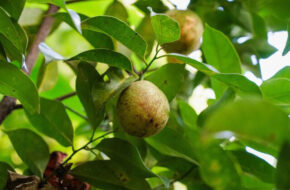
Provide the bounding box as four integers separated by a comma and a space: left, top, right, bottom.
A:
64, 105, 88, 121
56, 92, 77, 101
62, 130, 114, 165
139, 44, 161, 79
10, 92, 77, 111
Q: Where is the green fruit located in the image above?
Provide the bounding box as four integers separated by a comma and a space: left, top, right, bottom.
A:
162, 9, 204, 55
117, 80, 170, 137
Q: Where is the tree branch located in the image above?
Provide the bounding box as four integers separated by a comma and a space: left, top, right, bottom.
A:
0, 4, 60, 125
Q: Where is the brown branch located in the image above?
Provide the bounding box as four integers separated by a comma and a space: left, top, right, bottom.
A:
25, 4, 60, 74
0, 97, 16, 123
56, 92, 77, 101
0, 4, 60, 125
11, 92, 77, 111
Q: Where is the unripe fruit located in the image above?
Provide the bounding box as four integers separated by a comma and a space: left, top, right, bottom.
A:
117, 80, 170, 137
162, 9, 204, 55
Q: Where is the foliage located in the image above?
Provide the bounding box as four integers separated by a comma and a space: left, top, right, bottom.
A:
0, 0, 289, 190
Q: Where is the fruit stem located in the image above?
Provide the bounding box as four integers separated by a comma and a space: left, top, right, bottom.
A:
139, 44, 162, 80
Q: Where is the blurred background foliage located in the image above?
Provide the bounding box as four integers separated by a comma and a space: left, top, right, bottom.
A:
0, 0, 289, 189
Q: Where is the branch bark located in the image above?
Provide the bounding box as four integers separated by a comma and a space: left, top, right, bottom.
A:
0, 4, 60, 125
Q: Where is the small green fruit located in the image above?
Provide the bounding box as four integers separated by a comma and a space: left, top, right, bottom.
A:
117, 80, 170, 137
162, 9, 204, 55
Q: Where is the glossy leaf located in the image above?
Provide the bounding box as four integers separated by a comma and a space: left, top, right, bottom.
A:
230, 150, 275, 183
178, 100, 198, 129
6, 129, 49, 177
167, 55, 261, 96
271, 66, 290, 79
25, 98, 74, 147
204, 99, 290, 152
39, 43, 65, 63
69, 49, 132, 71
202, 24, 241, 73
91, 68, 137, 116
0, 61, 39, 114
242, 39, 277, 59
82, 16, 147, 58
82, 30, 114, 50
151, 14, 180, 45
71, 160, 151, 190
199, 142, 242, 190
0, 162, 14, 189
146, 122, 199, 165
134, 0, 168, 14
53, 12, 114, 50
165, 53, 217, 75
146, 63, 185, 102
276, 141, 290, 189
67, 9, 82, 34
96, 138, 155, 178
0, 8, 27, 60
198, 88, 235, 127
76, 62, 103, 128
261, 78, 290, 105
0, 0, 26, 20
213, 73, 262, 96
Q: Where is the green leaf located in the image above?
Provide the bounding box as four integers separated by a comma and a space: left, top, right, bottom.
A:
82, 16, 147, 58
53, 12, 114, 50
0, 162, 14, 189
39, 43, 65, 63
82, 30, 114, 50
251, 12, 267, 39
165, 53, 217, 75
198, 88, 235, 127
71, 160, 151, 190
76, 62, 103, 128
6, 129, 49, 177
146, 63, 185, 102
28, 0, 65, 8
0, 0, 26, 20
96, 138, 155, 178
0, 8, 27, 61
0, 61, 39, 114
177, 100, 198, 129
25, 98, 74, 147
92, 68, 137, 112
261, 78, 290, 105
271, 66, 290, 79
105, 0, 128, 22
164, 54, 261, 96
212, 73, 262, 96
199, 142, 242, 190
151, 14, 180, 45
242, 39, 277, 59
134, 0, 168, 14
241, 173, 274, 190
202, 24, 241, 73
230, 150, 275, 183
283, 23, 290, 56
146, 117, 199, 165
276, 141, 290, 189
204, 99, 290, 152
69, 49, 132, 71
136, 16, 155, 57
